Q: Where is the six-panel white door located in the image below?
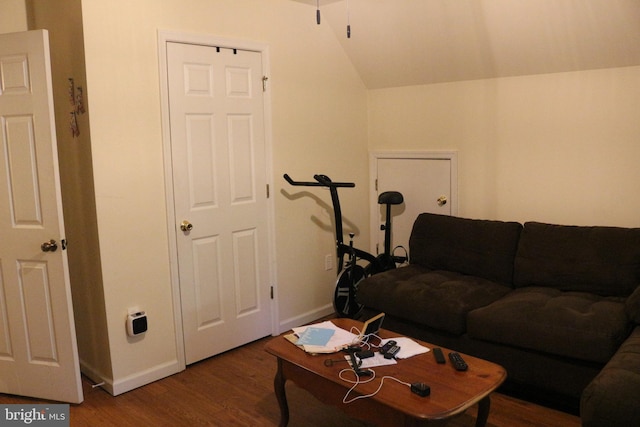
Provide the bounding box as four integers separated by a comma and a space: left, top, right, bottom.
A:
166, 42, 272, 364
0, 30, 83, 403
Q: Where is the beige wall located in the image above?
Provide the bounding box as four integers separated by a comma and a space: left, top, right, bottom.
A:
26, 0, 113, 388
369, 66, 640, 227
0, 0, 27, 32
78, 0, 368, 392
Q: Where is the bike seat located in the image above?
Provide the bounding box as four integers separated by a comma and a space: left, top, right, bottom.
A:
378, 191, 404, 205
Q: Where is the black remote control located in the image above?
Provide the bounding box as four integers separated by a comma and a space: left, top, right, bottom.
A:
380, 340, 397, 354
433, 348, 446, 364
448, 352, 468, 371
384, 345, 401, 359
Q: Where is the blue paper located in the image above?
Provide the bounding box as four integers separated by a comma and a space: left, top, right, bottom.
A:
296, 327, 335, 346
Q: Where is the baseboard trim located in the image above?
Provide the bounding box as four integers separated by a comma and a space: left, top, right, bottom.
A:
80, 358, 183, 396
277, 304, 334, 334
110, 359, 183, 396
79, 360, 114, 395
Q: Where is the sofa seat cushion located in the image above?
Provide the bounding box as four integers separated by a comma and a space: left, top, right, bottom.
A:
357, 268, 512, 335
467, 287, 630, 364
514, 222, 640, 297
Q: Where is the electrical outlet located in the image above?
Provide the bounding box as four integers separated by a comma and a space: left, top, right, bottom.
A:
325, 254, 333, 271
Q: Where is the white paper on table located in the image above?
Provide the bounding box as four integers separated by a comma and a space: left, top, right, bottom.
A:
345, 352, 397, 369
292, 320, 359, 353
380, 337, 430, 359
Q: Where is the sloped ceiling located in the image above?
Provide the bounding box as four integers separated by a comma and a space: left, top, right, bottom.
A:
292, 0, 640, 89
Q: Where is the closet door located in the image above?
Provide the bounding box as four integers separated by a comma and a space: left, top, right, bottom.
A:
371, 152, 457, 258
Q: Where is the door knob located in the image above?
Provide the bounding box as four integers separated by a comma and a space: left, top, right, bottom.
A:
437, 196, 448, 207
41, 239, 58, 252
180, 220, 193, 232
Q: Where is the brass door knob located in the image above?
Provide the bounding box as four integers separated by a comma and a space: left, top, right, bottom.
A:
437, 196, 448, 207
180, 220, 193, 232
41, 239, 58, 252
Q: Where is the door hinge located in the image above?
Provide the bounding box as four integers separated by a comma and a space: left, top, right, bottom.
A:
266, 183, 270, 198
262, 76, 269, 92
270, 286, 274, 299
375, 178, 378, 191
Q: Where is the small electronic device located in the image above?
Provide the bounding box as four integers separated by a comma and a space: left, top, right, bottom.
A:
383, 345, 401, 359
380, 340, 397, 354
346, 349, 372, 377
433, 347, 446, 364
126, 311, 148, 337
359, 312, 385, 339
356, 350, 375, 359
411, 382, 431, 397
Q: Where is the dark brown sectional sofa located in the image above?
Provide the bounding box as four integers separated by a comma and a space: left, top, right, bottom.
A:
357, 213, 640, 426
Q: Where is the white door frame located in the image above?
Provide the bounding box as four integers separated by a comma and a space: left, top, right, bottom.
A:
369, 150, 458, 254
157, 30, 278, 370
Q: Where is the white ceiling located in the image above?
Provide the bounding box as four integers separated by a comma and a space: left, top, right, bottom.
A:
292, 0, 640, 89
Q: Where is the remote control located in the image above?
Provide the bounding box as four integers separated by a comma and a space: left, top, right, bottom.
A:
384, 345, 401, 359
448, 352, 468, 371
433, 347, 446, 364
380, 340, 397, 354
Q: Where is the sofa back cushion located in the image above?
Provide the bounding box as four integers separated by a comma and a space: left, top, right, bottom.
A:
409, 213, 523, 285
514, 222, 640, 297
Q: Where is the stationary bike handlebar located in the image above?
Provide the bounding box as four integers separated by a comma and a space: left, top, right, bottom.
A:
283, 173, 355, 188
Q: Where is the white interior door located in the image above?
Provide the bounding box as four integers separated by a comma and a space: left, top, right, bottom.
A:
371, 152, 457, 259
166, 41, 272, 365
0, 30, 83, 403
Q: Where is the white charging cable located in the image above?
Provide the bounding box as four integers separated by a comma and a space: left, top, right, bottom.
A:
339, 368, 411, 404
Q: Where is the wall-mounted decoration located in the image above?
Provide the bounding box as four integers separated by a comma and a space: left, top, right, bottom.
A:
68, 78, 85, 137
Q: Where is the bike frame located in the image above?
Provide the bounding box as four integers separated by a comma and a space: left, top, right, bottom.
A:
284, 174, 381, 274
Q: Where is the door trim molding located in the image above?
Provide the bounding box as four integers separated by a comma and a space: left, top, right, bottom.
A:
157, 30, 277, 371
369, 150, 458, 254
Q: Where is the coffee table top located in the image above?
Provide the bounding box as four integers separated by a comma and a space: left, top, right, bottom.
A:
265, 317, 507, 422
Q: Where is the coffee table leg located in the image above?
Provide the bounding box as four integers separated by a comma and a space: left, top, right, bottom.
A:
475, 395, 491, 427
274, 358, 289, 427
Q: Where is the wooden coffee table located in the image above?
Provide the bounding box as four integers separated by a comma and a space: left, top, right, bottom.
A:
264, 318, 506, 427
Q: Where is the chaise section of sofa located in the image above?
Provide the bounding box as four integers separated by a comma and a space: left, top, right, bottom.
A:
581, 325, 640, 427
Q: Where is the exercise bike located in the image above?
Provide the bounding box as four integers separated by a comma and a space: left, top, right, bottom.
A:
284, 173, 406, 318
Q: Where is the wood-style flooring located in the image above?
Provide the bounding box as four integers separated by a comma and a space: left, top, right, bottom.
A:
0, 335, 581, 426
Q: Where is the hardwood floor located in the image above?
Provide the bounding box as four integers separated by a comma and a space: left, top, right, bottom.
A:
0, 336, 581, 426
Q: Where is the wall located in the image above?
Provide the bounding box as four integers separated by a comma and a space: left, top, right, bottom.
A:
368, 66, 640, 227
26, 0, 112, 388
0, 0, 26, 32
77, 0, 368, 393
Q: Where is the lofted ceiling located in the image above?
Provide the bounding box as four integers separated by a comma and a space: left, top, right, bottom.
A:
292, 0, 640, 89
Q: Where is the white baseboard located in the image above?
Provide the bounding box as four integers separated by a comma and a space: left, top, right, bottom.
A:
79, 359, 114, 395
277, 304, 334, 334
110, 359, 183, 396
80, 358, 183, 396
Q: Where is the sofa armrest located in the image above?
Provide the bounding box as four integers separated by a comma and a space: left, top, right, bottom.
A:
625, 285, 640, 323
581, 326, 640, 427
